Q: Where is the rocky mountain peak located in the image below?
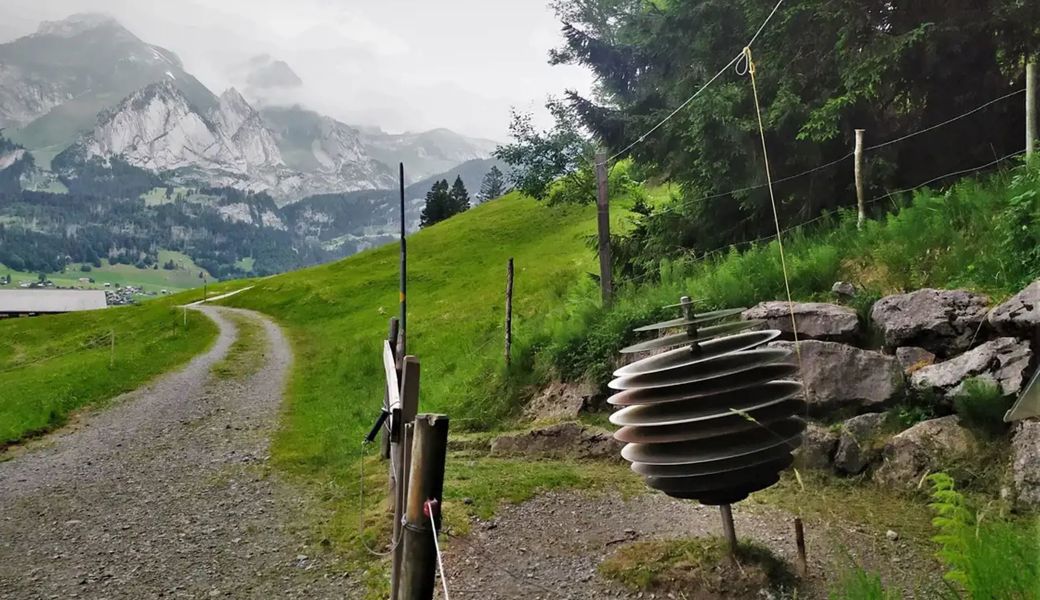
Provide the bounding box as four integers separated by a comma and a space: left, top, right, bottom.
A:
36, 13, 126, 38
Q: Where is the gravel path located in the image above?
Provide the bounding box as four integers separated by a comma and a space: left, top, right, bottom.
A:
438, 490, 939, 599
0, 306, 353, 600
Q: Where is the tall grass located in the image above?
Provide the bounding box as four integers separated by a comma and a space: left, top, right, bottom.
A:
531, 162, 1040, 385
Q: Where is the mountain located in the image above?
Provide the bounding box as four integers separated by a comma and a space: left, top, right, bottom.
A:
361, 128, 500, 183
0, 13, 215, 155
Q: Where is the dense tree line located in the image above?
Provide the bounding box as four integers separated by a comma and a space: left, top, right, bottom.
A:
503, 0, 1040, 277
420, 176, 470, 227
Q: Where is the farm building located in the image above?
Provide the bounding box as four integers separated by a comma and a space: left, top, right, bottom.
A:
0, 290, 108, 317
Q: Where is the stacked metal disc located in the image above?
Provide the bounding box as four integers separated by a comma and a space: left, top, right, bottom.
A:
609, 296, 805, 506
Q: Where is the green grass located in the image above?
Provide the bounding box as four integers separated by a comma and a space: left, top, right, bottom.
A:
210, 312, 266, 380
213, 191, 641, 553
1, 250, 212, 294
599, 537, 794, 594
0, 294, 217, 447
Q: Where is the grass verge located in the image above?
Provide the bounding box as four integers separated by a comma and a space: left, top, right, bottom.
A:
0, 295, 217, 447
210, 311, 266, 380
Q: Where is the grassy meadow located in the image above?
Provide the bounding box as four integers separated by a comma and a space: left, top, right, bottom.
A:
0, 294, 217, 447
1, 250, 212, 294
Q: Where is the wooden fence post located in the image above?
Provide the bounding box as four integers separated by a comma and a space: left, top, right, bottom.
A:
505, 258, 513, 367
398, 414, 450, 600
1028, 61, 1036, 159
595, 150, 613, 305
855, 129, 866, 229
390, 356, 420, 600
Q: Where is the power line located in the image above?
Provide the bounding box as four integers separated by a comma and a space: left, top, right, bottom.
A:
603, 0, 786, 164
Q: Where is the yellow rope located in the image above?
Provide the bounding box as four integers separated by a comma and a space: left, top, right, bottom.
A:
742, 46, 809, 487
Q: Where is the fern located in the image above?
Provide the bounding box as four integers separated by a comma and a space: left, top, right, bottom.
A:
927, 473, 973, 587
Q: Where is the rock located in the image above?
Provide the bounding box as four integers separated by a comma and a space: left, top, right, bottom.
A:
796, 423, 839, 469
895, 347, 936, 374
886, 529, 899, 541
1011, 419, 1040, 510
833, 413, 888, 475
910, 337, 1033, 402
832, 281, 858, 298
523, 381, 599, 422
989, 279, 1040, 339
771, 340, 905, 416
873, 416, 975, 489
870, 288, 990, 356
489, 422, 622, 460
742, 301, 860, 342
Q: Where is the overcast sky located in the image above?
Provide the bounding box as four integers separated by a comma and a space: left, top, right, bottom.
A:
0, 0, 595, 141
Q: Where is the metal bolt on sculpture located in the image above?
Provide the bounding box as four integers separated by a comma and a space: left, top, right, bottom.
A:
610, 296, 805, 560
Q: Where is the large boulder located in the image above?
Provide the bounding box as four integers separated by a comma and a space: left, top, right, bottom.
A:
870, 289, 990, 356
489, 422, 622, 460
1012, 420, 1040, 510
873, 416, 976, 489
833, 413, 888, 475
910, 337, 1033, 402
742, 301, 860, 343
797, 422, 839, 469
771, 340, 905, 417
989, 279, 1040, 340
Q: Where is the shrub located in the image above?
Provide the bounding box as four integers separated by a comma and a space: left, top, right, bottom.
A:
953, 377, 1010, 437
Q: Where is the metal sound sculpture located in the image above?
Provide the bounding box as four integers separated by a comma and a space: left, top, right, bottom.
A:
609, 296, 804, 558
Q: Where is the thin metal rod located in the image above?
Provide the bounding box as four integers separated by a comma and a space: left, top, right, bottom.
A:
399, 162, 407, 357
719, 504, 738, 566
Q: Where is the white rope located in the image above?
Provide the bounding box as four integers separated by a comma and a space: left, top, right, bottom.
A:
425, 500, 451, 600
602, 0, 786, 165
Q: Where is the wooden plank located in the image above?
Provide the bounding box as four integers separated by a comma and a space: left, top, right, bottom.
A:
384, 340, 401, 407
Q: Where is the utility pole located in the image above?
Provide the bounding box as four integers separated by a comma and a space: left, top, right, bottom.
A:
595, 150, 613, 305
854, 129, 866, 229
1027, 62, 1037, 160
398, 414, 450, 600
504, 258, 513, 367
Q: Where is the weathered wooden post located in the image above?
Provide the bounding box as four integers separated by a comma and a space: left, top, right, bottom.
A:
1027, 62, 1037, 159
398, 414, 450, 600
855, 129, 866, 229
595, 150, 613, 305
505, 258, 514, 367
390, 356, 420, 600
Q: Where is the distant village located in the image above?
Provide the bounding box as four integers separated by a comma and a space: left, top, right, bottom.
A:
0, 273, 174, 316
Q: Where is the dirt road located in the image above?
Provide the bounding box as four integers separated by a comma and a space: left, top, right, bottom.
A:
0, 306, 351, 599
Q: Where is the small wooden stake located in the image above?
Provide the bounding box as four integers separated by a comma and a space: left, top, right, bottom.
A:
399, 414, 449, 600
794, 517, 808, 577
1028, 62, 1037, 159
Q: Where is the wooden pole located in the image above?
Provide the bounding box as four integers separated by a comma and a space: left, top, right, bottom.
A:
504, 258, 513, 367
595, 150, 613, 305
794, 517, 808, 577
390, 356, 421, 600
1027, 62, 1037, 160
110, 330, 115, 368
719, 504, 738, 566
854, 129, 866, 229
399, 414, 450, 600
